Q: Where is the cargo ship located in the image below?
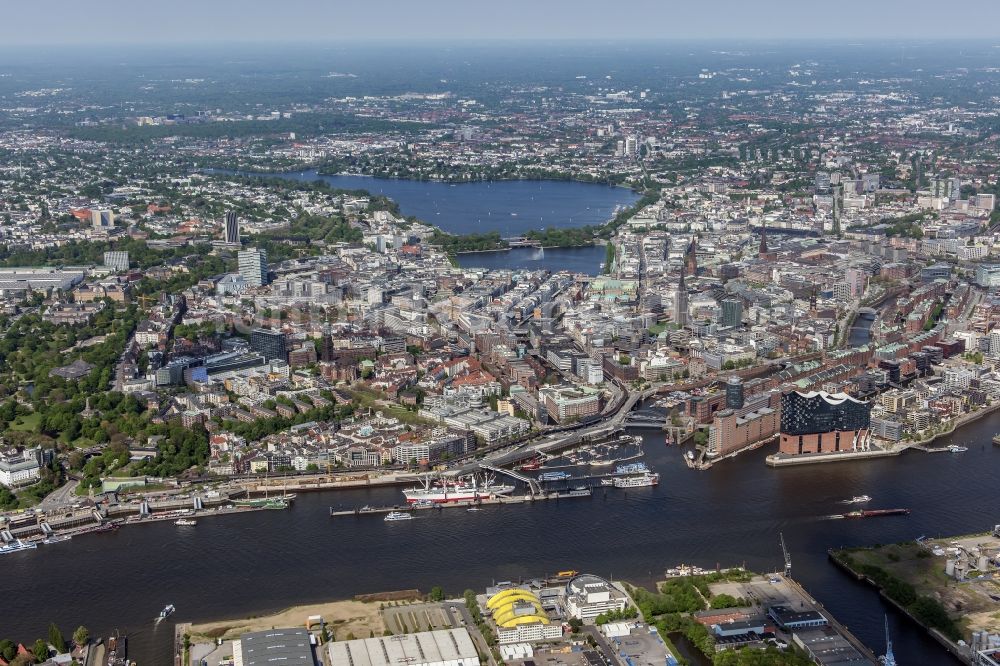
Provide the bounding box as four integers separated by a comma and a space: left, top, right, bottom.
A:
402, 474, 514, 503
612, 472, 660, 488
233, 497, 291, 510
842, 508, 910, 519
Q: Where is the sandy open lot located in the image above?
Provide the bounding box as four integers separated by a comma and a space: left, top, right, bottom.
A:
188, 599, 386, 642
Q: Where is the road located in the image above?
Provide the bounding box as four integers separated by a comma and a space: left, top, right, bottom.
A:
38, 478, 79, 511
443, 602, 497, 666
456, 386, 651, 475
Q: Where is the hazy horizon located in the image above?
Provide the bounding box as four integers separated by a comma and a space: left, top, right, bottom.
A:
4, 0, 1000, 45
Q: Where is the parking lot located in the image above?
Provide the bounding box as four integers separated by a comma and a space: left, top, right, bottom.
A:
710, 574, 811, 612
381, 602, 457, 635
608, 627, 671, 666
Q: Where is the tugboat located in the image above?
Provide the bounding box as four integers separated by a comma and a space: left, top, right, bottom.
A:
158, 604, 175, 619
106, 631, 128, 666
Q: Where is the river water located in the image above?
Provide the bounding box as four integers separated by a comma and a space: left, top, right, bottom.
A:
4, 404, 995, 664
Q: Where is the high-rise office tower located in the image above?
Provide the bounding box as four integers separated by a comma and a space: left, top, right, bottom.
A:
224, 211, 240, 245
250, 328, 287, 362
721, 298, 743, 329
91, 209, 114, 229
725, 376, 745, 410
238, 248, 268, 287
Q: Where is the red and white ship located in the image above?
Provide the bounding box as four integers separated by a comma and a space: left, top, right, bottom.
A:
402, 474, 515, 503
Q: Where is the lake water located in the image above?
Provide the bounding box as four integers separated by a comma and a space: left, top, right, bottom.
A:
268, 171, 639, 237
456, 245, 607, 275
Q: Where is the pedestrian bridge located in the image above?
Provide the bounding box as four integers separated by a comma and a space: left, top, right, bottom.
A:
479, 463, 542, 496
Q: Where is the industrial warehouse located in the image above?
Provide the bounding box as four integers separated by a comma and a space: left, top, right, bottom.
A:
327, 629, 479, 666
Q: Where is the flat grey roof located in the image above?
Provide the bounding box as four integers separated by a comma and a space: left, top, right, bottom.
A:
239, 628, 314, 666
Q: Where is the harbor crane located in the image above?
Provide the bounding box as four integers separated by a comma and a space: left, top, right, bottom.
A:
780, 532, 791, 577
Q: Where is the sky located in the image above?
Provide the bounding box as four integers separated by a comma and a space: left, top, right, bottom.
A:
4, 0, 1000, 44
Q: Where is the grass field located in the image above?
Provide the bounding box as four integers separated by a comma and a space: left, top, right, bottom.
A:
8, 412, 40, 432
837, 539, 1000, 637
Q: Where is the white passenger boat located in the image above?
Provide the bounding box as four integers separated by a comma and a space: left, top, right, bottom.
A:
612, 472, 659, 488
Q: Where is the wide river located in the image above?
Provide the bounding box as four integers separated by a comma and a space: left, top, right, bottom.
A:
220, 170, 637, 274
5, 402, 996, 665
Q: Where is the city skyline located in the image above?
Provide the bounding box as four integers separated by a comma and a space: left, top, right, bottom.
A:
4, 0, 1000, 45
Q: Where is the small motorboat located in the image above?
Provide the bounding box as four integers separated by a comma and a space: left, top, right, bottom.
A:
842, 495, 872, 504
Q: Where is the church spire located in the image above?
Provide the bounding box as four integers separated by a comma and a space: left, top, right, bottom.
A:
674, 263, 689, 328
686, 236, 698, 275
759, 220, 769, 256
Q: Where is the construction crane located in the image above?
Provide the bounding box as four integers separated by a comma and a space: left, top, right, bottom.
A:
780, 532, 791, 577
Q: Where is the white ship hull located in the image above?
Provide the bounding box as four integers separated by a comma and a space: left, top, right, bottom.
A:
612, 473, 659, 488
403, 484, 515, 503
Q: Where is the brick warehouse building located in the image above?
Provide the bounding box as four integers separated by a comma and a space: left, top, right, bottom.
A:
779, 390, 871, 455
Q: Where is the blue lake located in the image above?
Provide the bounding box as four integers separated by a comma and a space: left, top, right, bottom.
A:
271, 170, 639, 237
456, 245, 608, 275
